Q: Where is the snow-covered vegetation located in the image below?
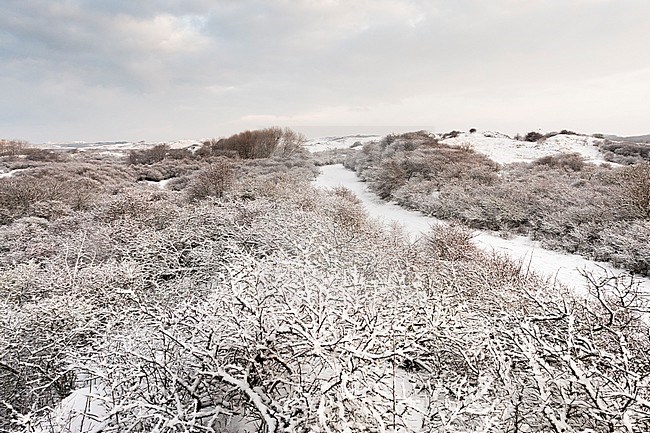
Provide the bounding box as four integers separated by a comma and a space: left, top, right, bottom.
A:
1, 132, 650, 432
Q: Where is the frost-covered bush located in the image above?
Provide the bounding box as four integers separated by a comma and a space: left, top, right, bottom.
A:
25, 148, 67, 162
0, 175, 100, 224
311, 148, 358, 166
618, 162, 650, 219
423, 222, 478, 261
349, 139, 497, 199
600, 140, 650, 164
533, 152, 585, 171
128, 143, 170, 165
524, 131, 544, 142
1, 293, 101, 427
186, 158, 234, 201
20, 219, 648, 432
595, 221, 650, 275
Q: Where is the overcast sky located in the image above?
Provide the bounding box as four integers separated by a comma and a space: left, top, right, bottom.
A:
2, 0, 649, 142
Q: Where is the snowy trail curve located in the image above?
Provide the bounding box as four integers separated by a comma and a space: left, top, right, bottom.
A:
314, 164, 650, 294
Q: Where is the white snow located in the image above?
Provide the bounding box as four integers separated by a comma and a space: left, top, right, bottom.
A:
39, 139, 203, 152
314, 164, 650, 295
144, 178, 174, 189
0, 168, 28, 178
441, 131, 609, 165
306, 130, 611, 165
316, 163, 435, 236
306, 135, 382, 153
33, 382, 109, 433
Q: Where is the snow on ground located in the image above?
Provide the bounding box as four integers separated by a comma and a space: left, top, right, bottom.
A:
316, 163, 435, 235
143, 178, 174, 189
306, 134, 382, 152
305, 130, 611, 165
38, 139, 203, 152
33, 382, 109, 433
441, 131, 609, 165
314, 164, 650, 295
0, 168, 28, 178
40, 135, 381, 154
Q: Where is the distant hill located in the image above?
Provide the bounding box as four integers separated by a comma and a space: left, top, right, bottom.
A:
603, 134, 650, 143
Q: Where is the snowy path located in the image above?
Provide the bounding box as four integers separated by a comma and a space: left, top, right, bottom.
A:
314, 164, 650, 294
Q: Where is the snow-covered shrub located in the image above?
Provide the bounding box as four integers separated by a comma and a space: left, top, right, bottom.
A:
25, 148, 67, 162
1, 293, 101, 429
322, 192, 368, 248
0, 157, 135, 197
94, 188, 179, 229
61, 226, 650, 432
358, 142, 498, 200
600, 141, 650, 164
0, 176, 98, 224
423, 223, 478, 261
128, 143, 170, 165
533, 152, 585, 171
596, 221, 650, 275
52, 161, 136, 191
186, 158, 234, 201
237, 154, 318, 180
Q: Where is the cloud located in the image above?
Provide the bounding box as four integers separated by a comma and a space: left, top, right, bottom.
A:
115, 14, 210, 54
1, 0, 650, 141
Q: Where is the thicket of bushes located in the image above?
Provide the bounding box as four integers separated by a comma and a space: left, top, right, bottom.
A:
125, 128, 307, 166
1, 132, 650, 432
599, 140, 650, 165
198, 127, 306, 159
345, 134, 650, 275
0, 161, 136, 225
0, 139, 318, 226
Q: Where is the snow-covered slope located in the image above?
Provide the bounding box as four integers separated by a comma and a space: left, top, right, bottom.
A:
305, 134, 381, 152
36, 139, 203, 152
440, 131, 609, 165
305, 130, 612, 165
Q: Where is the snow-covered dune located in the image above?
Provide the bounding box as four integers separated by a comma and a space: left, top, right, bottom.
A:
305, 130, 612, 165
441, 131, 609, 165
306, 134, 382, 152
